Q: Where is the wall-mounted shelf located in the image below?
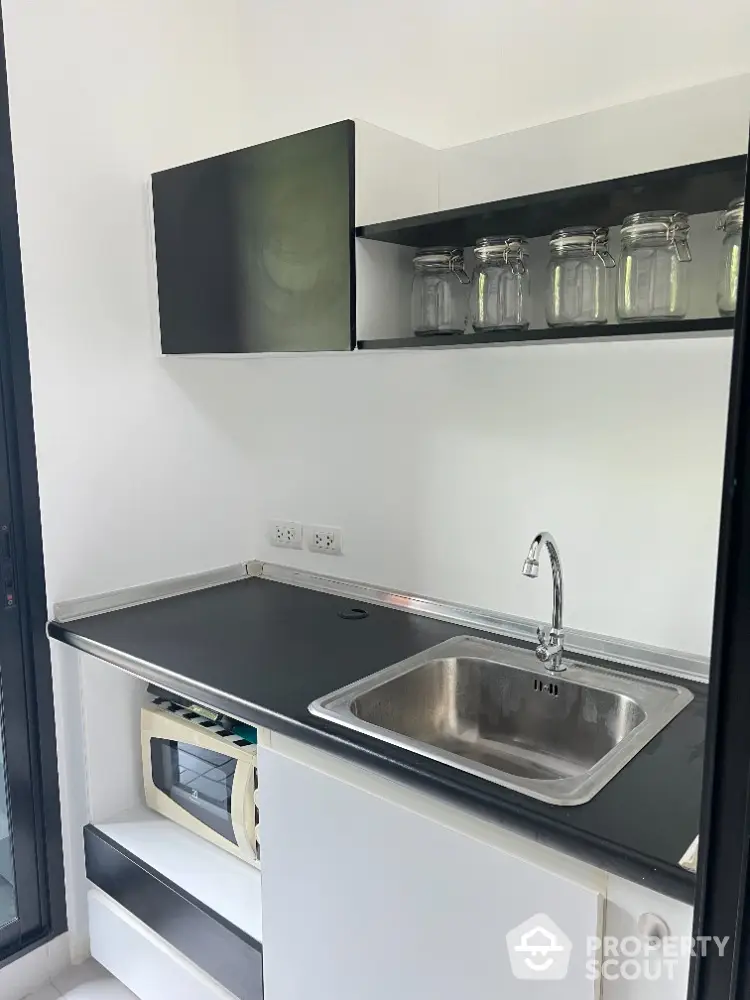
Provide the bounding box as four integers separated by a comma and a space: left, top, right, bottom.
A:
356, 156, 747, 247
357, 316, 735, 350
152, 116, 746, 355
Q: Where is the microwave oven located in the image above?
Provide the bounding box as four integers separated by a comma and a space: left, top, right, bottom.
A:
141, 696, 259, 866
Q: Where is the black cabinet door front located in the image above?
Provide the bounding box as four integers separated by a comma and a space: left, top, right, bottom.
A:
153, 120, 354, 354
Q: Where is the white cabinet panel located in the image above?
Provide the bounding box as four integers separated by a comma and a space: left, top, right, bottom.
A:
439, 75, 750, 214
601, 876, 693, 1000
355, 238, 415, 342
260, 737, 603, 1000
355, 120, 438, 227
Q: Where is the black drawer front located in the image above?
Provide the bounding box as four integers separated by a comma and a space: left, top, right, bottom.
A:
85, 824, 262, 999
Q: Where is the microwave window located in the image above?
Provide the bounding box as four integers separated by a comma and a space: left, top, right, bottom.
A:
150, 738, 237, 845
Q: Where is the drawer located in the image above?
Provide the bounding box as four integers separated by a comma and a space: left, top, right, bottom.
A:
85, 825, 263, 999
89, 889, 242, 1000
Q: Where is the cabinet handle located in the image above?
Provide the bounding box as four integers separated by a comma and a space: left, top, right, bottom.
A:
637, 912, 670, 947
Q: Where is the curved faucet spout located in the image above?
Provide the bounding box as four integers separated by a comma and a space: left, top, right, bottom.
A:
522, 531, 565, 671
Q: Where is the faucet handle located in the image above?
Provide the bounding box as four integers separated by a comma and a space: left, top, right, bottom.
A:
536, 626, 548, 646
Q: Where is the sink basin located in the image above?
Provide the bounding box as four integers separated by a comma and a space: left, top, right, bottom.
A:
309, 636, 693, 805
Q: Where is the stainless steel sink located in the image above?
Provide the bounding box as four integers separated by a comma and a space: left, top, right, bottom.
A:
309, 636, 693, 805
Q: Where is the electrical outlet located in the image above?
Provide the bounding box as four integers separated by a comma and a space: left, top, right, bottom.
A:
307, 525, 343, 555
268, 520, 303, 549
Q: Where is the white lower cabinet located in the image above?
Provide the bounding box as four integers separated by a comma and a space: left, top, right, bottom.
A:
260, 735, 605, 1000
601, 876, 694, 1000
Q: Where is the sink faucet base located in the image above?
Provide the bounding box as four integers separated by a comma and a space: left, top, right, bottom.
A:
535, 626, 565, 672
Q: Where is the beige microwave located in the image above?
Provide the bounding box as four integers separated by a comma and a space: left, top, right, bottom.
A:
141, 697, 259, 866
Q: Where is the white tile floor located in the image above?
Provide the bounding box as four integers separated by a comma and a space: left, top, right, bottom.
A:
23, 960, 136, 1000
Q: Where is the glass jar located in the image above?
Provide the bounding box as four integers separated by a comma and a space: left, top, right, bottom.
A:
546, 227, 615, 326
411, 247, 469, 335
616, 211, 691, 322
717, 197, 744, 316
470, 236, 530, 331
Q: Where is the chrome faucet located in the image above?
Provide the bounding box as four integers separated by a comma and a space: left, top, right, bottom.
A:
522, 531, 565, 672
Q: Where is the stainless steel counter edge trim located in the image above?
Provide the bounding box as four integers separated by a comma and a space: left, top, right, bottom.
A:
52, 561, 261, 621
258, 563, 710, 684
53, 629, 288, 730
47, 557, 708, 684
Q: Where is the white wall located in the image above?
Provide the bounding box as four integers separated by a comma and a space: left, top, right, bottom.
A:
1, 0, 262, 969
209, 336, 729, 656
236, 0, 750, 149
1, 0, 749, 974
3, 0, 260, 603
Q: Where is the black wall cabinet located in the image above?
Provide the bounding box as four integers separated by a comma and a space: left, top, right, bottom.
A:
153, 120, 355, 354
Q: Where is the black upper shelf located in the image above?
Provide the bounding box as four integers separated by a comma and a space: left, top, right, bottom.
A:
356, 156, 748, 247
357, 317, 735, 351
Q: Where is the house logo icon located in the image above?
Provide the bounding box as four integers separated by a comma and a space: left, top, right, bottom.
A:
506, 913, 572, 980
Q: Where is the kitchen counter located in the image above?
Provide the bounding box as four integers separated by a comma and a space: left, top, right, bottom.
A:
48, 570, 705, 903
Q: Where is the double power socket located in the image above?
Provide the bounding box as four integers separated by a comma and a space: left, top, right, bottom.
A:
269, 520, 343, 555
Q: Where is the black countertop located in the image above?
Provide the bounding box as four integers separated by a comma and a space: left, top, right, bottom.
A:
49, 575, 705, 902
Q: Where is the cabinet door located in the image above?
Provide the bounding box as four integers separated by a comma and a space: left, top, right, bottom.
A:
602, 877, 693, 1000
260, 738, 603, 1000
152, 121, 354, 354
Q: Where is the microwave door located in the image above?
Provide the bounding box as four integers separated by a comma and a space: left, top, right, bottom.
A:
141, 704, 258, 864
150, 739, 238, 845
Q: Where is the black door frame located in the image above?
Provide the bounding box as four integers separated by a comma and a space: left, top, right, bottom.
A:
0, 9, 66, 964
690, 133, 750, 999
